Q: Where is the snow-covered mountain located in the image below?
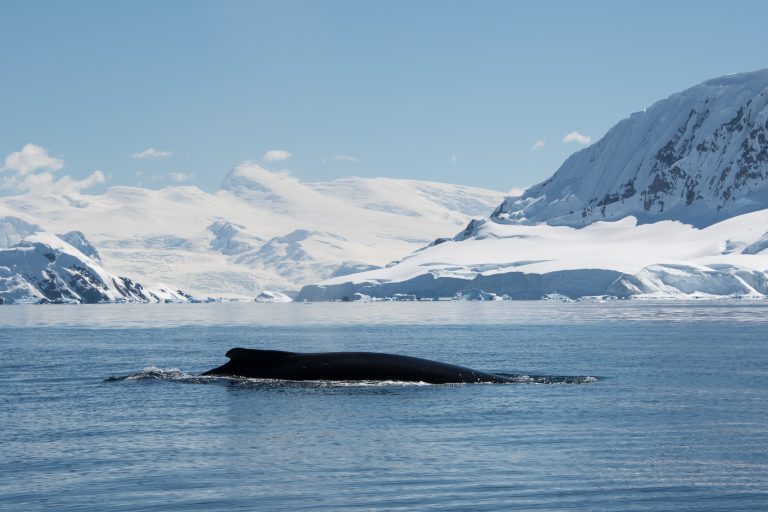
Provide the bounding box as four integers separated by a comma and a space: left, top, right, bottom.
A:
0, 164, 504, 299
493, 69, 768, 228
0, 217, 187, 304
298, 70, 768, 301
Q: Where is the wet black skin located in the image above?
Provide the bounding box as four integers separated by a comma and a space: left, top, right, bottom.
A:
202, 348, 513, 384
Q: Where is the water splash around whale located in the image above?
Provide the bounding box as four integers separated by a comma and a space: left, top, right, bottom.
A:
105, 367, 598, 387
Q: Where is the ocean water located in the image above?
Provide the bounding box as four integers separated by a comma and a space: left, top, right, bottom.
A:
1, 301, 767, 511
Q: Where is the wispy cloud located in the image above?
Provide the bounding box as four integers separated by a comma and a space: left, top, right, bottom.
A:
333, 154, 360, 164
51, 171, 106, 194
508, 186, 527, 197
0, 143, 104, 195
169, 172, 193, 182
2, 143, 63, 175
263, 149, 292, 162
450, 154, 458, 164
150, 172, 193, 183
562, 131, 592, 145
531, 138, 547, 151
132, 148, 173, 159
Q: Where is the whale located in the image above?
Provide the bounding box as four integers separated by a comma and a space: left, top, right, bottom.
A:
201, 348, 513, 384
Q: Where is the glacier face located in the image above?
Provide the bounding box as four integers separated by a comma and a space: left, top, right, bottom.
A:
297, 211, 768, 301
493, 69, 768, 228
0, 165, 504, 299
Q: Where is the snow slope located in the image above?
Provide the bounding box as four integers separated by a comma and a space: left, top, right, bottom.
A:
0, 217, 188, 304
493, 69, 768, 227
0, 163, 503, 298
297, 210, 768, 301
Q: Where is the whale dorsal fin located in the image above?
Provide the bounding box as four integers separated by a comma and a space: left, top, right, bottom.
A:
225, 347, 295, 363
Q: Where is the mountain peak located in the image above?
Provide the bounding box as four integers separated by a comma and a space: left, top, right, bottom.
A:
493, 69, 768, 228
221, 163, 307, 198
0, 216, 42, 248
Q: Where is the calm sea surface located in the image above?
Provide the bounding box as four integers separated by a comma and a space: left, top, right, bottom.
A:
1, 301, 767, 511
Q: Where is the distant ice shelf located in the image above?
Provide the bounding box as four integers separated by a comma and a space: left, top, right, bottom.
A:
296, 210, 768, 301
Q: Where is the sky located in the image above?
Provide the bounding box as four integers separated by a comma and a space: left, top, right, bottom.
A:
1, 0, 767, 196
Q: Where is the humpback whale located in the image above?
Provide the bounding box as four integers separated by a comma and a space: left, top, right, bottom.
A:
202, 348, 513, 384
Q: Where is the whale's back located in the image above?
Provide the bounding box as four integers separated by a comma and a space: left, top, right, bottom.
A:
203, 348, 509, 383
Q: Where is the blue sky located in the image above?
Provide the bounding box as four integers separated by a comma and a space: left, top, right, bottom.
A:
1, 0, 767, 195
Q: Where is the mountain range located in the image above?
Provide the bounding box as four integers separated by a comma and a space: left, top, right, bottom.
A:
0, 164, 503, 303
4, 69, 768, 303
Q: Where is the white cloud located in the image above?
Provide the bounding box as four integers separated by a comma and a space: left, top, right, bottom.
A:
230, 161, 301, 190
132, 148, 173, 159
508, 186, 527, 197
562, 131, 592, 145
333, 154, 360, 164
451, 154, 458, 164
531, 138, 547, 151
263, 149, 292, 162
169, 172, 193, 182
2, 144, 63, 175
51, 170, 106, 194
0, 168, 104, 195
0, 143, 106, 195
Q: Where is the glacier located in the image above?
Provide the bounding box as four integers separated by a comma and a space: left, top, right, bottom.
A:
0, 163, 504, 300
